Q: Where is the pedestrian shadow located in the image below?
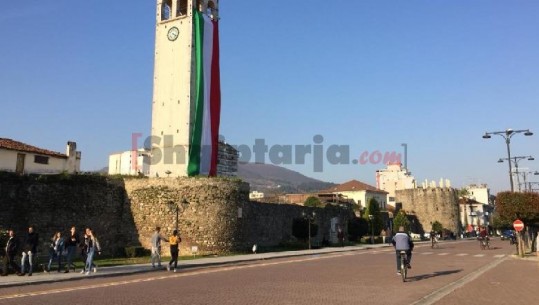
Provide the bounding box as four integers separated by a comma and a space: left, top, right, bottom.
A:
406, 269, 462, 282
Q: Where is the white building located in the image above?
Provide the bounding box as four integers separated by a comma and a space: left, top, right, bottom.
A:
109, 141, 236, 177
249, 191, 265, 200
322, 180, 388, 210
465, 184, 490, 205
0, 138, 81, 174
376, 162, 416, 207
108, 149, 151, 176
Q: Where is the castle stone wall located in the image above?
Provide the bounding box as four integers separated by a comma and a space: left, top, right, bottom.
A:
0, 173, 353, 256
395, 187, 460, 234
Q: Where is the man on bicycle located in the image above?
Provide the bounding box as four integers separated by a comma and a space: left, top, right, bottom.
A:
429, 230, 437, 248
392, 226, 414, 275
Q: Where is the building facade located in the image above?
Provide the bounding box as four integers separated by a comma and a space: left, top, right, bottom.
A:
322, 180, 388, 210
108, 149, 151, 176
109, 141, 236, 177
465, 184, 490, 205
376, 162, 416, 207
0, 138, 81, 174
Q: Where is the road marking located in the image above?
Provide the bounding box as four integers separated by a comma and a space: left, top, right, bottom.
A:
411, 255, 508, 305
421, 252, 434, 255
438, 253, 450, 256
493, 254, 505, 258
473, 254, 485, 257
456, 253, 468, 256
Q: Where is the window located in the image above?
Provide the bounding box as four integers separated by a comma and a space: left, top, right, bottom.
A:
207, 0, 216, 17
176, 0, 188, 16
161, 0, 173, 21
34, 155, 49, 165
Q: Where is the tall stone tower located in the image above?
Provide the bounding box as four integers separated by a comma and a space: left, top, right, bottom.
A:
150, 0, 221, 178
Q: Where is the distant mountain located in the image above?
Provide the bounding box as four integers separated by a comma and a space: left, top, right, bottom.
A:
237, 163, 336, 194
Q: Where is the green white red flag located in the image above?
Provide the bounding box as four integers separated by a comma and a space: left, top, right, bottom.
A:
188, 10, 221, 176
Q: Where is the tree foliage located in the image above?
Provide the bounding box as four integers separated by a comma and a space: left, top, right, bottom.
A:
348, 217, 369, 241
304, 196, 324, 208
363, 198, 383, 234
496, 192, 539, 225
431, 221, 443, 232
458, 188, 470, 198
393, 210, 410, 232
491, 213, 512, 230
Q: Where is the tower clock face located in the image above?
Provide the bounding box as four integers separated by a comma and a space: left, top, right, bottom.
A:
167, 27, 179, 41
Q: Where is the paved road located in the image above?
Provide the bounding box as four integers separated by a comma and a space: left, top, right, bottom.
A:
0, 239, 536, 305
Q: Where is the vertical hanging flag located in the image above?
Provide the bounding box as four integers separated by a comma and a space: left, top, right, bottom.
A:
188, 10, 221, 176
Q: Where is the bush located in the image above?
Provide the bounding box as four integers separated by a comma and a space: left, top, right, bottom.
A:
124, 246, 149, 258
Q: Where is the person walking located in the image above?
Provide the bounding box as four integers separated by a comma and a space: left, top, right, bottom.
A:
337, 226, 344, 247
150, 226, 168, 268
1, 229, 21, 276
167, 230, 181, 272
84, 228, 101, 275
79, 231, 89, 273
46, 232, 65, 272
64, 226, 80, 273
20, 226, 39, 276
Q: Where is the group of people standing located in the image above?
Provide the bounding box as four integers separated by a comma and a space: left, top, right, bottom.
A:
1, 226, 101, 276
150, 226, 181, 272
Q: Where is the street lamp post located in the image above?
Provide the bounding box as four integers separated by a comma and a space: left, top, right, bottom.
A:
483, 128, 533, 192
302, 211, 316, 249
519, 170, 539, 192
167, 198, 189, 232
368, 214, 374, 244
497, 156, 534, 192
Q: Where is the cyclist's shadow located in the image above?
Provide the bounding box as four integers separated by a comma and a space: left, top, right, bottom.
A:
406, 269, 462, 282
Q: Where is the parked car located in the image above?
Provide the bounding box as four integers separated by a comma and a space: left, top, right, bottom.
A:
500, 230, 515, 240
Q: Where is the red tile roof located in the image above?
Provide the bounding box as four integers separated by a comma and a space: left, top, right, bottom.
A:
0, 138, 67, 158
323, 179, 387, 193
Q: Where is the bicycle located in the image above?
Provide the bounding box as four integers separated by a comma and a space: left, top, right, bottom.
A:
399, 250, 408, 282
431, 237, 439, 249
479, 237, 490, 250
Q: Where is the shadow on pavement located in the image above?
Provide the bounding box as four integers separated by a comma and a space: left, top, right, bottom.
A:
407, 269, 463, 282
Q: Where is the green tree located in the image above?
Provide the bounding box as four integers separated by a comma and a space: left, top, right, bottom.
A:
431, 221, 443, 233
458, 188, 470, 198
304, 196, 324, 208
348, 217, 369, 241
393, 210, 410, 232
491, 213, 512, 230
496, 192, 539, 225
364, 198, 383, 234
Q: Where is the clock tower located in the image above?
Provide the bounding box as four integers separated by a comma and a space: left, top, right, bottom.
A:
150, 0, 220, 177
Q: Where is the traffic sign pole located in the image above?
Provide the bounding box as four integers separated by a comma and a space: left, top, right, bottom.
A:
513, 219, 525, 257
513, 219, 524, 232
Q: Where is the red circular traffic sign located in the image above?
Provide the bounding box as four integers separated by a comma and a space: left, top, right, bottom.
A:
513, 219, 524, 232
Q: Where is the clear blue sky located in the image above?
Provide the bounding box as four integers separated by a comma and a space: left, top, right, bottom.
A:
2, 1, 538, 194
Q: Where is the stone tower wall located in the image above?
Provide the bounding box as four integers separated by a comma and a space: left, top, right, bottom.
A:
395, 187, 459, 234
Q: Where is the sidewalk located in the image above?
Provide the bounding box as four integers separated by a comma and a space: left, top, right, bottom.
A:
0, 243, 391, 288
